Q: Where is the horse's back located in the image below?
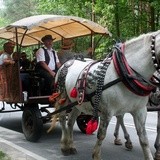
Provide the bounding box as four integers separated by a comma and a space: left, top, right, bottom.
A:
65, 59, 95, 91
61, 58, 148, 115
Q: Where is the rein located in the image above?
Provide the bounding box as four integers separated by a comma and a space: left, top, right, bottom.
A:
45, 78, 122, 119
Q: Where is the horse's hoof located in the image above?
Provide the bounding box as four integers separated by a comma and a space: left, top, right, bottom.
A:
155, 151, 160, 160
61, 148, 77, 156
70, 148, 77, 154
114, 139, 122, 145
92, 154, 101, 160
61, 149, 71, 156
125, 141, 133, 150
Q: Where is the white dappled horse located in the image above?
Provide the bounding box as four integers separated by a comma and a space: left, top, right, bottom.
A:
53, 30, 160, 160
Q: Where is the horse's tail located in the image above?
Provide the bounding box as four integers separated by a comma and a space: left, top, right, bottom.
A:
47, 101, 60, 133
47, 90, 69, 133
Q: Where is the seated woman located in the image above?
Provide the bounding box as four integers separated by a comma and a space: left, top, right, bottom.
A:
0, 42, 15, 100
0, 42, 15, 65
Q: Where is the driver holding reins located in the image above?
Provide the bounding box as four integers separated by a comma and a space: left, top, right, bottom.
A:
36, 35, 61, 95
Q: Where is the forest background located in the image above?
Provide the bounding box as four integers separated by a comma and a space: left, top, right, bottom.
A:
0, 0, 160, 59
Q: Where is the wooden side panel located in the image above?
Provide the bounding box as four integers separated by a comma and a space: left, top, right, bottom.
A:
0, 62, 22, 103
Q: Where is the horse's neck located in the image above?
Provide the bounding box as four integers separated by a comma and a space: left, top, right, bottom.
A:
124, 34, 155, 79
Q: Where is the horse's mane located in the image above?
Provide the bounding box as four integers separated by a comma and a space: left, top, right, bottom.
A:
125, 32, 152, 46
126, 30, 160, 46
124, 31, 160, 55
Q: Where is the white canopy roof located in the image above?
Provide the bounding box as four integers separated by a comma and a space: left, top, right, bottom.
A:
0, 15, 111, 47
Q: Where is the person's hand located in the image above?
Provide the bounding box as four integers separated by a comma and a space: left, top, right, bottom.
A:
87, 47, 93, 57
87, 47, 93, 53
3, 59, 15, 65
10, 60, 15, 64
50, 71, 56, 77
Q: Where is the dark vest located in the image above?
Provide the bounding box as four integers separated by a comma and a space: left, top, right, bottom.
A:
35, 47, 58, 72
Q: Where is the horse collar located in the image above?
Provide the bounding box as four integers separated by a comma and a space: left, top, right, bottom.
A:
113, 45, 155, 96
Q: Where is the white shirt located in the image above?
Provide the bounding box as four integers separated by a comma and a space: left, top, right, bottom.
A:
36, 47, 59, 70
0, 52, 11, 65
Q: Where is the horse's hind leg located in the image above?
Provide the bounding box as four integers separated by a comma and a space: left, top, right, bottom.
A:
66, 107, 81, 154
60, 106, 81, 155
114, 115, 123, 145
132, 108, 153, 160
58, 102, 69, 155
154, 111, 160, 160
92, 113, 111, 160
114, 115, 133, 150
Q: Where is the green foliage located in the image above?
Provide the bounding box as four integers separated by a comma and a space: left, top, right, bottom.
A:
3, 0, 38, 23
0, 0, 160, 58
0, 151, 11, 160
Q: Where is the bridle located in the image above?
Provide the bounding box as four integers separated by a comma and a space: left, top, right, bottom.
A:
151, 35, 160, 71
151, 34, 160, 85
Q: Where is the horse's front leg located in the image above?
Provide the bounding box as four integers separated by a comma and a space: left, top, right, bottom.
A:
92, 112, 111, 160
115, 115, 133, 150
60, 107, 81, 155
154, 111, 160, 160
132, 108, 153, 160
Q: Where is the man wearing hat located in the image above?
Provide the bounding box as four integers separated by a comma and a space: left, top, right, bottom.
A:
58, 38, 76, 64
36, 34, 61, 95
58, 38, 93, 64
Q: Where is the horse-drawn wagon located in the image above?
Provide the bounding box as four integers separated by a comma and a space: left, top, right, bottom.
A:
1, 14, 160, 160
0, 15, 110, 142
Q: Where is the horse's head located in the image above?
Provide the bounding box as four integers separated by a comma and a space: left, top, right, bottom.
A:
122, 30, 160, 79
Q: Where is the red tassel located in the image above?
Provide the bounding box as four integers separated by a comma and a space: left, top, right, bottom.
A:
70, 87, 77, 98
86, 119, 98, 135
49, 92, 60, 102
58, 98, 66, 104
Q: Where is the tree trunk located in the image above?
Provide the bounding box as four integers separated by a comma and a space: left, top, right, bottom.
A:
150, 4, 155, 31
114, 0, 120, 37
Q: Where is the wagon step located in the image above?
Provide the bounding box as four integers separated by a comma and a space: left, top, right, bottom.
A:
147, 106, 160, 111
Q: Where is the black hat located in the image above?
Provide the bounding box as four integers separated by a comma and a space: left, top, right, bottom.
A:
41, 35, 55, 42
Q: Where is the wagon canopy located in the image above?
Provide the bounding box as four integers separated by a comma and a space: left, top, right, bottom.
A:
0, 15, 111, 47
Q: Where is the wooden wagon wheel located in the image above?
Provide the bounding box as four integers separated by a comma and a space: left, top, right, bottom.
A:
22, 104, 43, 142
